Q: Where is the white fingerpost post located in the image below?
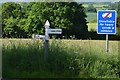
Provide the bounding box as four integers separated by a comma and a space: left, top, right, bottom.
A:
45, 20, 50, 61
32, 20, 62, 61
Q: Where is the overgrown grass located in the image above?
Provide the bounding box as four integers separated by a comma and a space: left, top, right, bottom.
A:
2, 39, 119, 78
0, 39, 2, 78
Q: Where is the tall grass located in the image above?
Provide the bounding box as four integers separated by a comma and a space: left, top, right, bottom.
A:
2, 39, 119, 78
0, 39, 2, 78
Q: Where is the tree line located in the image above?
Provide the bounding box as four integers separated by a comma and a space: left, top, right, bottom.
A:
2, 2, 88, 39
84, 2, 120, 13
2, 2, 120, 39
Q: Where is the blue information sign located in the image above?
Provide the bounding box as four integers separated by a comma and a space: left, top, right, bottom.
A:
97, 10, 116, 34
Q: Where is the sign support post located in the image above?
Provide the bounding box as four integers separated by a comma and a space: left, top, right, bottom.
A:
32, 20, 62, 61
97, 10, 116, 56
106, 34, 109, 54
45, 20, 50, 62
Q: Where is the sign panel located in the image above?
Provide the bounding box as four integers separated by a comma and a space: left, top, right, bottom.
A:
97, 10, 116, 34
48, 29, 62, 34
32, 34, 45, 39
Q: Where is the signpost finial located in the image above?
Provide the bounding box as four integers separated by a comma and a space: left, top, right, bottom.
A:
45, 20, 50, 27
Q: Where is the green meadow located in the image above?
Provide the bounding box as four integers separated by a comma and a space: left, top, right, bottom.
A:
2, 39, 119, 78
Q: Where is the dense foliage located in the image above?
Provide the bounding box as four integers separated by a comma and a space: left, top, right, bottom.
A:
2, 2, 88, 39
108, 1, 120, 13
117, 15, 120, 35
117, 16, 120, 27
118, 1, 120, 13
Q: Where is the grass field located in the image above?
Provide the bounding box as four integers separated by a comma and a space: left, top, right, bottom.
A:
83, 3, 108, 8
87, 23, 97, 31
2, 39, 118, 55
83, 3, 109, 10
86, 12, 97, 23
0, 39, 2, 78
2, 39, 119, 78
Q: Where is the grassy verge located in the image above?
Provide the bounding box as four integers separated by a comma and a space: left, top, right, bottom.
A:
2, 39, 119, 78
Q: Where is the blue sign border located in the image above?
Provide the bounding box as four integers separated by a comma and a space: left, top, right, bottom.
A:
97, 10, 117, 34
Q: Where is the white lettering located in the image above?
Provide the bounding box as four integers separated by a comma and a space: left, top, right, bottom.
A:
99, 20, 115, 23
102, 27, 111, 29
101, 30, 112, 32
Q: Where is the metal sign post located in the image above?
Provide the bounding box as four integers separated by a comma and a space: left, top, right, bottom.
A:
106, 34, 109, 54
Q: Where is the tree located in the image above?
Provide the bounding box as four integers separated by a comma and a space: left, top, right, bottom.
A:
2, 2, 88, 39
25, 2, 88, 39
2, 2, 22, 19
87, 4, 97, 12
118, 1, 120, 13
108, 2, 118, 11
117, 16, 120, 26
2, 2, 25, 38
117, 16, 120, 35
